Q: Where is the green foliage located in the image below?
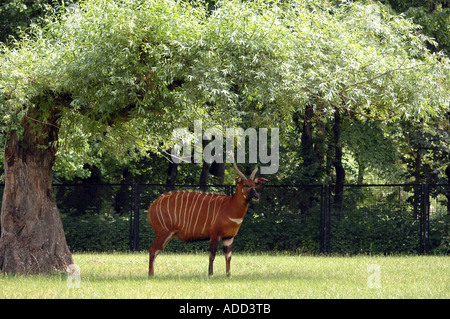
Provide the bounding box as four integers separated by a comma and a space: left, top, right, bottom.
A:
405, 6, 450, 55
392, 116, 450, 185
236, 187, 322, 253
341, 119, 402, 183
0, 0, 77, 44
61, 213, 130, 252
0, 0, 449, 187
381, 0, 447, 12
331, 205, 420, 254
2, 0, 449, 143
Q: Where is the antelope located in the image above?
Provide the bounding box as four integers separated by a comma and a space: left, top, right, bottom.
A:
147, 162, 268, 277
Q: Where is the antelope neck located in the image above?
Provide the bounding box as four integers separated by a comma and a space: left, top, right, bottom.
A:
229, 184, 250, 217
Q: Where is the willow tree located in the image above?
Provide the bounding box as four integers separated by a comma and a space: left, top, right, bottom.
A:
0, 0, 295, 274
283, 1, 449, 207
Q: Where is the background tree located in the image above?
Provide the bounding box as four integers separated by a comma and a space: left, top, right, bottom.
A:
285, 0, 449, 211
0, 0, 77, 44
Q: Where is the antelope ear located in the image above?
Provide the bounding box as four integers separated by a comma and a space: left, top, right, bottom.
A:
235, 177, 242, 185
254, 177, 268, 188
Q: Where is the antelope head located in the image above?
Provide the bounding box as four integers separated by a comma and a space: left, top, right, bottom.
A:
233, 161, 268, 202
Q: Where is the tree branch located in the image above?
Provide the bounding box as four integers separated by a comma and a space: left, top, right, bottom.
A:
310, 93, 388, 121
308, 65, 422, 122
338, 64, 421, 95
25, 115, 61, 129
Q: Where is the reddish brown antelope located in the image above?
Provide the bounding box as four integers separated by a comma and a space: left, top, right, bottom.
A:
147, 162, 267, 277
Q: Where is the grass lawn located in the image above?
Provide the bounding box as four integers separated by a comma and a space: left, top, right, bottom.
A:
0, 252, 448, 299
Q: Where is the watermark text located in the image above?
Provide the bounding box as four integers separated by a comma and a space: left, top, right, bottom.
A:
171, 120, 279, 174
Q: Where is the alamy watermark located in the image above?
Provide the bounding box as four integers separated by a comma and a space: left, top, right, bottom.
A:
170, 120, 279, 174
367, 264, 381, 289
67, 264, 81, 289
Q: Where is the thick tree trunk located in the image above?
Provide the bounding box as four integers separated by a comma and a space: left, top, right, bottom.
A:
0, 116, 73, 274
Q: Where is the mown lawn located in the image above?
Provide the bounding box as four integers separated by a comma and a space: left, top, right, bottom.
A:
0, 253, 448, 299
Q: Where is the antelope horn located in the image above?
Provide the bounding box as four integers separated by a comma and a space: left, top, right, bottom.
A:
232, 159, 247, 181
249, 166, 258, 180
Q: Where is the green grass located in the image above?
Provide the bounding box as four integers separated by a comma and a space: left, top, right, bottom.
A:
0, 253, 448, 298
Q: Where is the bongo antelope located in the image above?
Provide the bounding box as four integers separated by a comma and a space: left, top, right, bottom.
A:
147, 162, 267, 277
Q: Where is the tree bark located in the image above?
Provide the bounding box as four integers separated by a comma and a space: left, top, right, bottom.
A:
199, 139, 211, 191
0, 113, 73, 274
166, 160, 178, 191
299, 105, 315, 213
210, 162, 225, 184
446, 164, 450, 215
301, 105, 314, 158
413, 119, 424, 219
332, 108, 345, 210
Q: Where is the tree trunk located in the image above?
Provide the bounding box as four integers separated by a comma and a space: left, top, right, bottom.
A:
301, 105, 314, 158
332, 108, 345, 210
199, 139, 211, 191
299, 104, 315, 213
413, 119, 424, 219
199, 162, 210, 191
0, 115, 73, 274
166, 160, 178, 191
446, 164, 450, 215
210, 162, 225, 184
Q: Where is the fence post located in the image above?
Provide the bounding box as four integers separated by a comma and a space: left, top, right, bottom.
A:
326, 185, 331, 254
320, 185, 331, 255
133, 183, 140, 251
129, 186, 134, 251
420, 184, 430, 255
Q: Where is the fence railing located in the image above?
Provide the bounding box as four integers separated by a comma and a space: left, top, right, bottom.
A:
0, 183, 448, 254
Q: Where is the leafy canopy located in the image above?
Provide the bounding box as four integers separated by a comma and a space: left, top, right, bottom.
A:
0, 0, 449, 178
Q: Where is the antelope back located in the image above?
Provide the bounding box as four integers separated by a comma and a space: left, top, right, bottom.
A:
148, 191, 228, 240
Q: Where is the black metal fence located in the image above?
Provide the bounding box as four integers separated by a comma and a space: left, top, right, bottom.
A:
0, 183, 448, 254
